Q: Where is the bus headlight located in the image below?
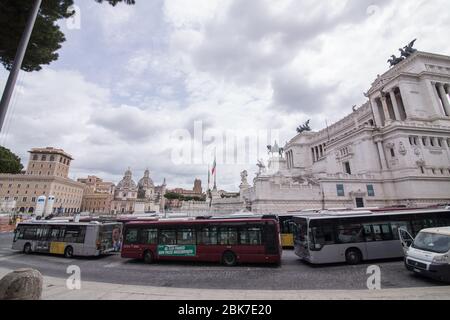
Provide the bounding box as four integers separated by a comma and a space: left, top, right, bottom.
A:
432, 254, 449, 264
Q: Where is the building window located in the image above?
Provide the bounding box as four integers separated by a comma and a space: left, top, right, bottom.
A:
32, 155, 38, 160
336, 184, 345, 197
344, 162, 351, 174
390, 148, 395, 158
367, 185, 375, 197
437, 138, 443, 148
22, 197, 27, 202
430, 138, 435, 147
50, 155, 55, 161
32, 197, 36, 202
422, 137, 428, 146
41, 155, 47, 161
409, 136, 419, 146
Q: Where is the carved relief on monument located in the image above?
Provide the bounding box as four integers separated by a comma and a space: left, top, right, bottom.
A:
414, 147, 421, 156
399, 142, 407, 156
292, 175, 320, 187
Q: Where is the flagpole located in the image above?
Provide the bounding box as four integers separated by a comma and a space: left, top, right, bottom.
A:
213, 149, 217, 190
207, 165, 210, 191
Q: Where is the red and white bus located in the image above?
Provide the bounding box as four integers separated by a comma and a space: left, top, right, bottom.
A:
121, 216, 282, 266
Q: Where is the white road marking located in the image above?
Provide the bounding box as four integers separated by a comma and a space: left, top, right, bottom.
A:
104, 262, 122, 268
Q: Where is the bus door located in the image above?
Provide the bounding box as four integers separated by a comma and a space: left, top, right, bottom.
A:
263, 223, 279, 255
398, 228, 414, 256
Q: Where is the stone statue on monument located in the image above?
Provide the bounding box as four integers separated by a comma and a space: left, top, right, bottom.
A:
388, 39, 417, 67
256, 159, 266, 175
240, 170, 248, 185
296, 120, 311, 134
387, 55, 404, 67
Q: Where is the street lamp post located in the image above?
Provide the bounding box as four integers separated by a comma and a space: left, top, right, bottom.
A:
0, 0, 42, 132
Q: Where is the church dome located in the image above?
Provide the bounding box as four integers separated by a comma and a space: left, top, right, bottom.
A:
116, 168, 137, 190
138, 169, 154, 189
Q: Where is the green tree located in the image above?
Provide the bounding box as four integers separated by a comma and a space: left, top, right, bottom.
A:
0, 146, 24, 174
0, 0, 135, 72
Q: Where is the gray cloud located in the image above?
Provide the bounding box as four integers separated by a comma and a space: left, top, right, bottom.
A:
191, 0, 392, 81
89, 105, 165, 142
271, 70, 336, 114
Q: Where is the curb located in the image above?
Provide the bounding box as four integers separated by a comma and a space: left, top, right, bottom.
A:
1, 267, 449, 300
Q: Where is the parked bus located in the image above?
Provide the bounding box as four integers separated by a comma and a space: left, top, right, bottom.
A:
121, 216, 282, 266
278, 215, 295, 247
12, 221, 123, 258
292, 208, 450, 265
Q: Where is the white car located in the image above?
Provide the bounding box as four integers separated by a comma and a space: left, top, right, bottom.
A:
400, 227, 450, 283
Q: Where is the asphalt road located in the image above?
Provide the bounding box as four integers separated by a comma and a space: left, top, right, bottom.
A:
0, 232, 446, 290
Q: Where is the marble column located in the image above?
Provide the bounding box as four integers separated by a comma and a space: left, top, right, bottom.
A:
290, 151, 294, 168
380, 96, 392, 125
389, 89, 402, 121
376, 141, 388, 170
398, 84, 410, 119
437, 82, 450, 116
370, 98, 382, 127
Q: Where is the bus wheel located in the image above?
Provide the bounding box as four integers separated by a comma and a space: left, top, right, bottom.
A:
222, 251, 237, 267
345, 248, 362, 265
143, 250, 154, 264
23, 243, 32, 254
64, 246, 74, 258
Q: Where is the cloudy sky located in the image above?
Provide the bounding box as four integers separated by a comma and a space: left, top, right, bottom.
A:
1, 0, 449, 191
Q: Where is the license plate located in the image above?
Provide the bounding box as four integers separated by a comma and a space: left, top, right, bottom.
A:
413, 268, 421, 273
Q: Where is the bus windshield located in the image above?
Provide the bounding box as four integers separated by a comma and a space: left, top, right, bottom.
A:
412, 232, 450, 254
293, 218, 308, 247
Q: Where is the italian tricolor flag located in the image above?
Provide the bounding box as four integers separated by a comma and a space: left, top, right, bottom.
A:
211, 158, 216, 175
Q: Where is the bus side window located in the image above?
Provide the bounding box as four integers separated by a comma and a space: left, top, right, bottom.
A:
239, 227, 262, 245
177, 229, 195, 245
198, 227, 218, 245
218, 227, 238, 245
36, 226, 49, 241
159, 229, 176, 245
23, 226, 37, 240
64, 226, 85, 243
363, 225, 374, 242
391, 221, 411, 240
336, 224, 364, 243
141, 228, 157, 244
124, 228, 139, 244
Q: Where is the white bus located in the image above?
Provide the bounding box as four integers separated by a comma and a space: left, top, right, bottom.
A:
292, 208, 450, 265
12, 221, 123, 258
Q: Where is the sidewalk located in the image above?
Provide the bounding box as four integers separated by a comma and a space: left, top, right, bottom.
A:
1, 267, 450, 300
